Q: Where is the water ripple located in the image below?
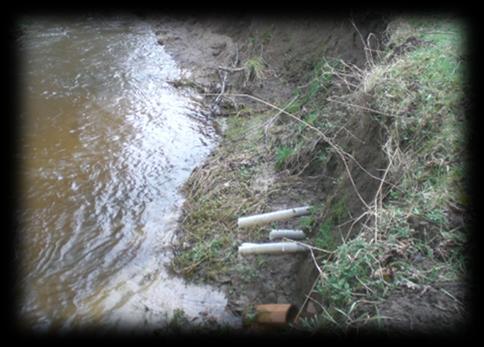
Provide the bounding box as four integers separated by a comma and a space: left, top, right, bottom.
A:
18, 17, 230, 331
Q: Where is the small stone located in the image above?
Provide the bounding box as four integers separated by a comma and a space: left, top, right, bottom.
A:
217, 275, 232, 284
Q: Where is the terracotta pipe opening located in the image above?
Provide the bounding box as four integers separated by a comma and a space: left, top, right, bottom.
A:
255, 304, 298, 325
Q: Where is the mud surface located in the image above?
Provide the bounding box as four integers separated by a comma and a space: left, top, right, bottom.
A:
370, 281, 467, 334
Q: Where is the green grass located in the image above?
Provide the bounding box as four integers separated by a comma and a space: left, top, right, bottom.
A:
275, 146, 295, 170
266, 55, 353, 177
244, 56, 266, 81
315, 221, 337, 251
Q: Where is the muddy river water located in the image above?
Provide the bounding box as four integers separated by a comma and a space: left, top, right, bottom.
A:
18, 17, 238, 332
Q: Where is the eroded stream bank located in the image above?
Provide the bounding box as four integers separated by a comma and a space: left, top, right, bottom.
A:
153, 14, 387, 325
157, 14, 468, 334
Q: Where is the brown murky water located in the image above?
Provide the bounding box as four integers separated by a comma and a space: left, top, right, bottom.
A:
18, 17, 239, 332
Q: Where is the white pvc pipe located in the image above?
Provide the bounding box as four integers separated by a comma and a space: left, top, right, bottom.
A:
269, 229, 306, 241
237, 206, 311, 228
238, 242, 308, 255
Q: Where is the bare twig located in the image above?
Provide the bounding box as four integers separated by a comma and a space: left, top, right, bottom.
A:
337, 126, 366, 144
309, 247, 324, 276
213, 69, 228, 106
294, 276, 320, 322
264, 95, 299, 145
207, 91, 396, 211
341, 154, 370, 209
366, 32, 383, 61
323, 62, 360, 91
339, 58, 364, 77
213, 44, 242, 108
351, 19, 373, 67
218, 66, 245, 72
345, 211, 373, 242
372, 137, 398, 242
327, 96, 397, 118
349, 312, 393, 326
334, 307, 353, 325
293, 247, 332, 324
343, 149, 404, 193
318, 299, 339, 325
356, 275, 375, 295
203, 92, 371, 209
440, 288, 462, 305
281, 237, 335, 255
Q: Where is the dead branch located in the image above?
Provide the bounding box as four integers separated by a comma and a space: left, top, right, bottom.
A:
327, 96, 397, 118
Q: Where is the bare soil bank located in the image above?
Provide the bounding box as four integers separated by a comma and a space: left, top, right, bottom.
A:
153, 14, 384, 102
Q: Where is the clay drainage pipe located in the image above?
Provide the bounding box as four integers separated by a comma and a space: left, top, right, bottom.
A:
255, 304, 298, 326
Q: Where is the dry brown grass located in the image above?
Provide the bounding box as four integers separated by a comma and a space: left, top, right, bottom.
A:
171, 111, 280, 280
